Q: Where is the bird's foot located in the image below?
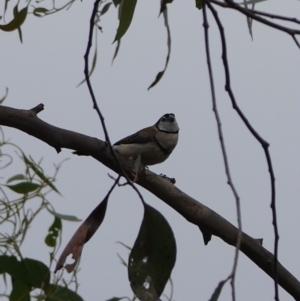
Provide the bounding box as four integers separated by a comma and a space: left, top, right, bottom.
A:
160, 174, 176, 184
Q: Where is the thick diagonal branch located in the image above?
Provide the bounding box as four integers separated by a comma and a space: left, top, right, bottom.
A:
0, 104, 300, 300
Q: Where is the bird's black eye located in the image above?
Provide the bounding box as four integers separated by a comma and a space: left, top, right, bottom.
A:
162, 117, 166, 122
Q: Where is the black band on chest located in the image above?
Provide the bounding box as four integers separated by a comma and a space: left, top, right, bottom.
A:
154, 136, 171, 155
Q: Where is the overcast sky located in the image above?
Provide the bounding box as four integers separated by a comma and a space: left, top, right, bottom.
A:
1, 0, 300, 300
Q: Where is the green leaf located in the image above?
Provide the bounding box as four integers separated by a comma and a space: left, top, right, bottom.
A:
128, 204, 176, 301
100, 2, 113, 16
46, 284, 84, 301
45, 217, 62, 247
6, 174, 26, 184
7, 182, 40, 194
209, 280, 226, 301
148, 9, 171, 90
0, 256, 50, 291
195, 0, 203, 9
23, 258, 50, 290
0, 5, 28, 32
112, 39, 121, 63
0, 256, 28, 284
0, 87, 9, 104
33, 7, 49, 17
47, 208, 81, 222
10, 280, 30, 301
22, 153, 60, 194
114, 0, 138, 42
17, 26, 23, 43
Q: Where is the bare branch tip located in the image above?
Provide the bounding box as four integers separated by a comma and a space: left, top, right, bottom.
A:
30, 103, 44, 115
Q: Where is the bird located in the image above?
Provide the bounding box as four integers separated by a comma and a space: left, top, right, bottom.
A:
113, 113, 179, 167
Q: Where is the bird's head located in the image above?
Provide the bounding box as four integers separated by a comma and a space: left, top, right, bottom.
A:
155, 113, 179, 133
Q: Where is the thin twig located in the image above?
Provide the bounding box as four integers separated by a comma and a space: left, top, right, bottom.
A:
248, 9, 300, 25
207, 1, 279, 300
202, 3, 242, 300
209, 0, 300, 49
209, 0, 300, 25
83, 0, 145, 205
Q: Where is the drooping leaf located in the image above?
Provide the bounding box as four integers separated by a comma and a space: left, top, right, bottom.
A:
195, 0, 203, 9
209, 280, 226, 301
0, 5, 28, 32
4, 0, 9, 16
148, 8, 171, 90
116, 241, 132, 251
112, 39, 121, 64
55, 192, 110, 273
7, 182, 40, 194
33, 7, 49, 17
6, 174, 26, 184
47, 208, 81, 222
100, 2, 113, 16
0, 87, 9, 104
114, 0, 138, 42
22, 153, 60, 194
45, 217, 62, 248
45, 284, 84, 301
128, 204, 176, 301
243, 0, 254, 39
17, 26, 23, 43
10, 280, 30, 301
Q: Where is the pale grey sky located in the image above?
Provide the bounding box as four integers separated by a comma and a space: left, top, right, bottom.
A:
1, 0, 300, 300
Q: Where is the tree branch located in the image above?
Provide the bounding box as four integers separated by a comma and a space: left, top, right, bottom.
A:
1, 104, 300, 300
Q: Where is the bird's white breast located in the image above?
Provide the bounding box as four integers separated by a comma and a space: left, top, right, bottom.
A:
113, 132, 178, 166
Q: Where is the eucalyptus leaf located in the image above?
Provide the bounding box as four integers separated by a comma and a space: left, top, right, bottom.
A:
7, 182, 40, 194
22, 153, 60, 194
100, 2, 113, 16
114, 0, 137, 42
148, 8, 171, 90
0, 5, 28, 32
47, 208, 81, 222
128, 204, 176, 301
195, 0, 203, 9
33, 7, 49, 17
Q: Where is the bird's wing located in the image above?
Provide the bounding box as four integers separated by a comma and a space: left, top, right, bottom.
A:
114, 127, 156, 145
